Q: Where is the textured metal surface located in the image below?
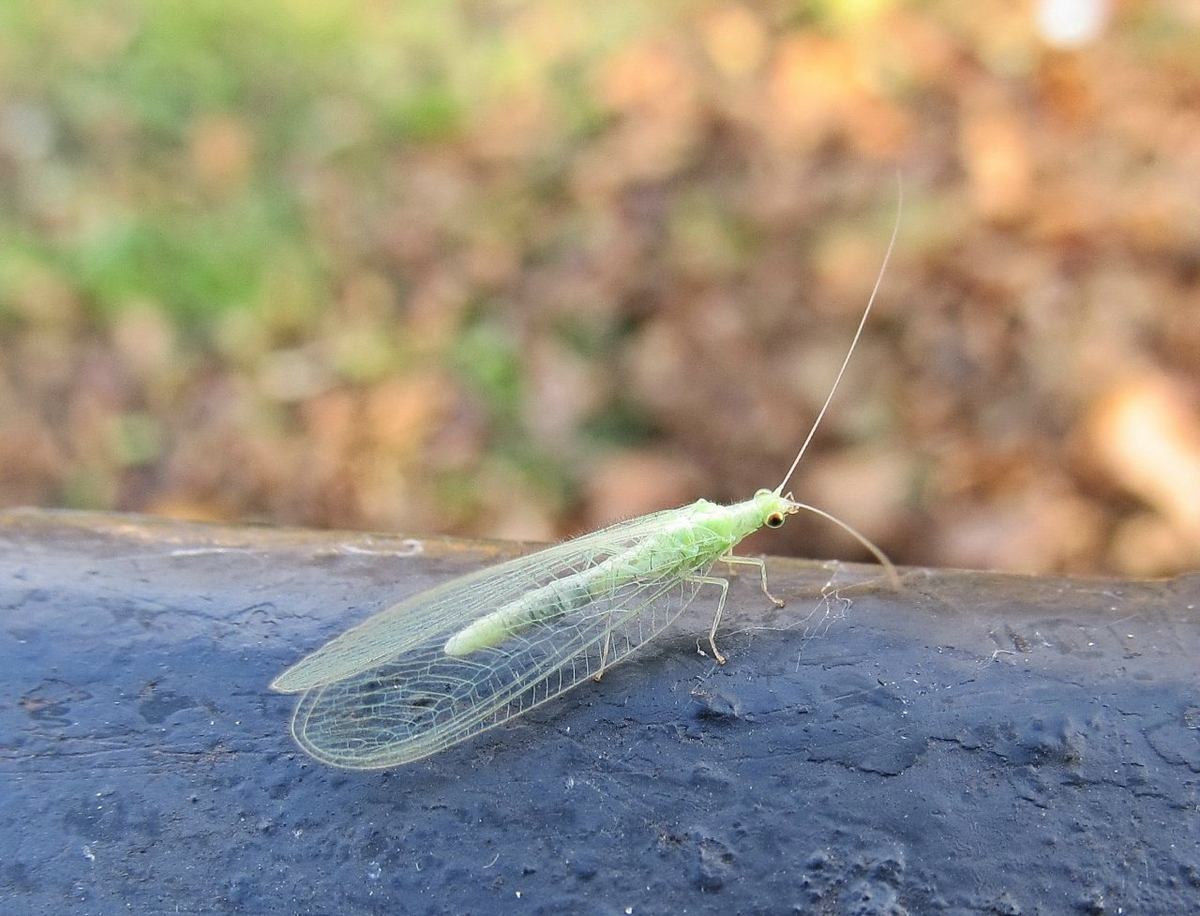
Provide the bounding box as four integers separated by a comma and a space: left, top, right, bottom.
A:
2, 509, 1198, 914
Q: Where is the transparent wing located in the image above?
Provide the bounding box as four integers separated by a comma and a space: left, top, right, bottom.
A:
272, 502, 737, 769
287, 568, 711, 768
271, 506, 690, 693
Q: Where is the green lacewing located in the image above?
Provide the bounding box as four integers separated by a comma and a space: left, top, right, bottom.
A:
272, 200, 901, 770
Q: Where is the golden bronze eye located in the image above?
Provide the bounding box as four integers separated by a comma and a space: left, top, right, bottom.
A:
766, 512, 785, 528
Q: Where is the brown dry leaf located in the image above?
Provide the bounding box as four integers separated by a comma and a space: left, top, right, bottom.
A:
594, 36, 701, 178
932, 485, 1107, 574
110, 305, 178, 383
146, 494, 236, 524
766, 34, 863, 150
1084, 374, 1200, 533
301, 389, 360, 475
799, 447, 914, 550
599, 36, 696, 118
1108, 512, 1197, 579
364, 373, 450, 455
0, 418, 66, 506
698, 4, 768, 78
958, 103, 1034, 224
583, 450, 709, 530
189, 114, 254, 197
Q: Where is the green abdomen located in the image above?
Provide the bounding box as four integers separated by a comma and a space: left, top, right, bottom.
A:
442, 498, 756, 656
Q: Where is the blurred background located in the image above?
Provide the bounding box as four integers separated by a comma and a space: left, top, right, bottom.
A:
1, 0, 1198, 577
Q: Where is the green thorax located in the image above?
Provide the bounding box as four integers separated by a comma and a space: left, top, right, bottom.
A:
634, 488, 795, 576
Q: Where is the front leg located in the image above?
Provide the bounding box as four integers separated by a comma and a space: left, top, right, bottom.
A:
721, 554, 784, 608
687, 556, 783, 665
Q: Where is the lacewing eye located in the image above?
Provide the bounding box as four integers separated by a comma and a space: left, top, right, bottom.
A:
766, 512, 785, 529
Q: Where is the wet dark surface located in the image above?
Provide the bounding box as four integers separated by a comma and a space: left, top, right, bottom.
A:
1, 508, 1198, 915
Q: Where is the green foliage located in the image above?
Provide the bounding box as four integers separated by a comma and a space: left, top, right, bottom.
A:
451, 314, 525, 426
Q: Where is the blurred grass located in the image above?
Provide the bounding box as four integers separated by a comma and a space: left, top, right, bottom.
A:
1, 0, 1199, 576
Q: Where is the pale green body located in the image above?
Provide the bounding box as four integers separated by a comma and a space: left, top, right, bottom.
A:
271, 488, 802, 768
444, 489, 792, 656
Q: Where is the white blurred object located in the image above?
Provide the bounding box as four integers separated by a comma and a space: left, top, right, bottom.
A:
1036, 0, 1111, 47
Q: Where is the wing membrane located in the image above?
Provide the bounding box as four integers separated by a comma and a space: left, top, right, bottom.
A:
288, 567, 710, 768
271, 506, 689, 693
273, 501, 741, 769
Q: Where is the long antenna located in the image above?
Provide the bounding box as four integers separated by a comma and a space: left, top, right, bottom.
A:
774, 180, 903, 496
